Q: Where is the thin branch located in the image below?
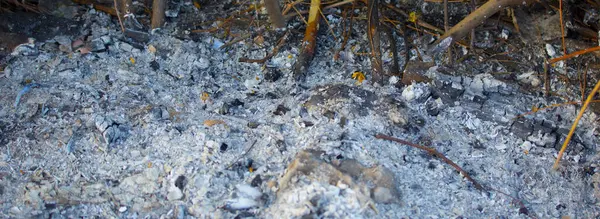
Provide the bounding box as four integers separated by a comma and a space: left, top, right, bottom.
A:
375, 134, 485, 191
553, 80, 600, 169
265, 0, 286, 28
368, 0, 384, 84
292, 0, 321, 81
548, 46, 600, 64
113, 0, 125, 32
434, 0, 535, 45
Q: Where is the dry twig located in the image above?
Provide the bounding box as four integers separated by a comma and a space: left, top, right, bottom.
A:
375, 134, 484, 190
151, 0, 167, 29
434, 0, 535, 46
553, 80, 600, 169
292, 0, 321, 81
265, 0, 286, 28
368, 0, 384, 84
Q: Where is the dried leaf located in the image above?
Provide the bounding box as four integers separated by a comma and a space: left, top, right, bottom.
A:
204, 119, 226, 127
129, 57, 136, 64
352, 71, 366, 85
254, 35, 264, 45
193, 0, 201, 9
408, 12, 418, 23
201, 92, 210, 103
147, 45, 157, 54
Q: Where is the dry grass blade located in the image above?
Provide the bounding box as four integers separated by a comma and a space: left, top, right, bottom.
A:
368, 0, 384, 84
375, 134, 485, 191
434, 0, 535, 45
292, 0, 321, 81
553, 80, 600, 170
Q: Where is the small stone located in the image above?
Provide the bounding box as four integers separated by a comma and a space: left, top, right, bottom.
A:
402, 83, 430, 102
521, 141, 533, 152
229, 99, 244, 107
323, 110, 336, 120
90, 38, 106, 52
166, 9, 179, 17
546, 44, 556, 57
220, 143, 228, 153
100, 36, 112, 45
517, 71, 541, 87
118, 206, 127, 212
372, 187, 394, 204
511, 118, 534, 140
426, 99, 440, 116
150, 60, 160, 71
120, 42, 134, 52
248, 122, 259, 129
273, 104, 290, 116
9, 206, 21, 215
167, 187, 184, 201
389, 76, 399, 84
195, 57, 210, 69
388, 106, 408, 125
264, 69, 282, 82
251, 175, 262, 187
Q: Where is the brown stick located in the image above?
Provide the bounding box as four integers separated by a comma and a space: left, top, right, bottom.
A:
151, 0, 167, 29
265, 0, 286, 28
469, 0, 476, 50
384, 24, 400, 77
368, 0, 384, 84
434, 0, 535, 45
444, 0, 453, 64
292, 0, 321, 81
113, 0, 125, 32
375, 134, 485, 191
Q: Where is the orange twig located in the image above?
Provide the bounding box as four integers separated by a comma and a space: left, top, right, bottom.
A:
559, 0, 566, 55
553, 80, 600, 169
548, 46, 600, 64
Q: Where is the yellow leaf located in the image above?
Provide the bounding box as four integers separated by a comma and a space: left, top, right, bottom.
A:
129, 57, 136, 64
352, 71, 366, 84
193, 0, 201, 9
408, 12, 418, 23
203, 119, 225, 127
201, 92, 210, 103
